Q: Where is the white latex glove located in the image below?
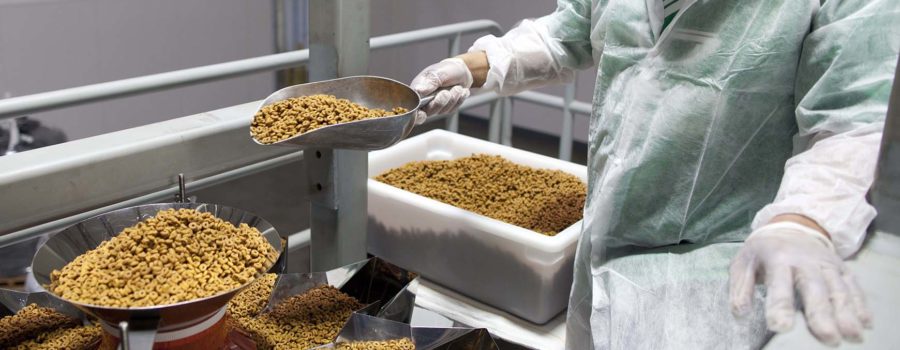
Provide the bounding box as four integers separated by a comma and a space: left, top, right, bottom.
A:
729, 222, 873, 347
409, 58, 473, 124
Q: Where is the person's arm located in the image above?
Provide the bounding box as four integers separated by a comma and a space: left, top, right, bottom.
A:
454, 51, 489, 88
410, 0, 598, 124
753, 0, 900, 257
468, 0, 598, 95
730, 0, 900, 346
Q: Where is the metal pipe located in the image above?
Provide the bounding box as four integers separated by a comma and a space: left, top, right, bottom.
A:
368, 20, 502, 50
513, 90, 592, 115
0, 20, 502, 120
446, 33, 462, 132
488, 100, 502, 143
559, 81, 576, 161
501, 97, 513, 146
0, 50, 309, 120
274, 0, 287, 54
0, 150, 303, 247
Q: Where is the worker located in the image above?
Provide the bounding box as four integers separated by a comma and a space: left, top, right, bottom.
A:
411, 0, 900, 348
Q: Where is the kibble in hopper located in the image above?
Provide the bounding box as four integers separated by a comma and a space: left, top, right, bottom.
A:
30, 202, 284, 350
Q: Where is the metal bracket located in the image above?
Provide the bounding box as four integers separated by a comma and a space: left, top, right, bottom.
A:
173, 173, 197, 204
118, 318, 160, 350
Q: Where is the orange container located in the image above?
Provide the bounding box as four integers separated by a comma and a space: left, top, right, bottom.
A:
99, 307, 229, 350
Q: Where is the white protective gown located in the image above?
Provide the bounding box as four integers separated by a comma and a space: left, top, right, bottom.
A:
467, 0, 900, 348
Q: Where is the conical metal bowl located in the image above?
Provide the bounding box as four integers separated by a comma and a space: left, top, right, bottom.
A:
30, 203, 284, 341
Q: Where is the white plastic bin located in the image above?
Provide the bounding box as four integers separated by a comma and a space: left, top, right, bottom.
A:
367, 130, 586, 324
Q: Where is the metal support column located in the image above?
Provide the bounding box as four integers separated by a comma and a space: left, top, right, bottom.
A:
307, 0, 370, 271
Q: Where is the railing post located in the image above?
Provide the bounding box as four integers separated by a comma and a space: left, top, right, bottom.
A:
488, 100, 502, 143
501, 97, 513, 146
446, 34, 462, 133
559, 81, 576, 161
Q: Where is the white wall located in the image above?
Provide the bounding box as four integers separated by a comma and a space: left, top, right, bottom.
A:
369, 0, 594, 142
0, 0, 275, 140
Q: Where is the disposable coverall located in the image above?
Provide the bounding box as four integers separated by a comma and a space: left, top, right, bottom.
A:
414, 0, 900, 348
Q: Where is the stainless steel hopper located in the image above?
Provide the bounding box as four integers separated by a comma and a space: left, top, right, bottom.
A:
30, 202, 284, 350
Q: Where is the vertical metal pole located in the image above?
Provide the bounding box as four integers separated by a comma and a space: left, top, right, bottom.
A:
873, 56, 900, 236
446, 34, 461, 133
273, 0, 287, 89
488, 100, 502, 143
559, 81, 576, 161
307, 0, 370, 271
501, 97, 513, 146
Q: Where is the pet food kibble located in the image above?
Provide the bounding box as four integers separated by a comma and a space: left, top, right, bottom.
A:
251, 94, 408, 144
236, 284, 363, 350
228, 273, 278, 320
11, 324, 102, 350
0, 304, 80, 347
336, 338, 416, 350
376, 154, 586, 235
49, 208, 279, 308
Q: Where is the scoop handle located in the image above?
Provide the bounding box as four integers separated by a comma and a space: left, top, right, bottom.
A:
416, 87, 453, 110
418, 94, 435, 108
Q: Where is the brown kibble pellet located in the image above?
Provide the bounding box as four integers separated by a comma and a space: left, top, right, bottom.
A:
251, 94, 409, 144
336, 338, 416, 350
232, 284, 363, 350
376, 154, 586, 236
49, 208, 279, 308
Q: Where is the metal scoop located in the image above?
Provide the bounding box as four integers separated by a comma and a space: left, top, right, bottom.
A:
250, 75, 435, 150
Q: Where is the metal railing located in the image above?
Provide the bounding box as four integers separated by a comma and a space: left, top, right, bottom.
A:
0, 19, 592, 246
0, 20, 502, 120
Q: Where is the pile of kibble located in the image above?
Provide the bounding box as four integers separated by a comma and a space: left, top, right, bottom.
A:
376, 154, 587, 235
229, 283, 363, 350
49, 208, 279, 308
336, 338, 416, 350
227, 273, 278, 321
0, 304, 101, 350
251, 94, 408, 144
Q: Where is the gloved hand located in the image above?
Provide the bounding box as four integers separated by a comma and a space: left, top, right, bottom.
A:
729, 222, 872, 346
409, 58, 473, 124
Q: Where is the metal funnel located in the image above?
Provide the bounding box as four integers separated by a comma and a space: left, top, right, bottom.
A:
250, 76, 434, 150
30, 202, 284, 349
